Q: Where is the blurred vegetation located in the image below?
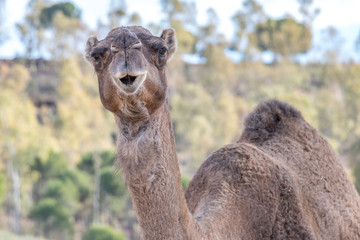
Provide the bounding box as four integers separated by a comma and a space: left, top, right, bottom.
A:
0, 0, 360, 239
0, 230, 47, 240
82, 225, 126, 240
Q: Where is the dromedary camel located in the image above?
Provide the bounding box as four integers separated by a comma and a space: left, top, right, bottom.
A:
85, 26, 360, 239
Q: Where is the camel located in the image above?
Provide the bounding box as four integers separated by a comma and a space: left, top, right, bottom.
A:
85, 26, 360, 239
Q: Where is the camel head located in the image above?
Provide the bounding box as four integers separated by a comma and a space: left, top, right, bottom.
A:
85, 26, 176, 115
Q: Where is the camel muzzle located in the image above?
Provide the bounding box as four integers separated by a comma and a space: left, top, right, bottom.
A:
120, 75, 137, 86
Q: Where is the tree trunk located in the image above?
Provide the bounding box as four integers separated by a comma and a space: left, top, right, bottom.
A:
12, 166, 21, 235
6, 149, 22, 235
92, 154, 101, 224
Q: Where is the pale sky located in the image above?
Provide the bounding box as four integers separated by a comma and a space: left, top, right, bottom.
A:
1, 0, 360, 60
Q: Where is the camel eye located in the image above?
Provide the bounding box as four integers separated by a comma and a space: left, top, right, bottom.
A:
92, 52, 102, 61
158, 47, 167, 56
91, 48, 107, 62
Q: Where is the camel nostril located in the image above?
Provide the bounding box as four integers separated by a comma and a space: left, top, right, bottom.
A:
120, 75, 137, 85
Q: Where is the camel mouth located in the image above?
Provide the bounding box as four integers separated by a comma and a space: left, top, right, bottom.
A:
119, 75, 137, 86
114, 73, 147, 94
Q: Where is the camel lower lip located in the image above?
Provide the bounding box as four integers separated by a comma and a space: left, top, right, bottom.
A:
120, 75, 137, 85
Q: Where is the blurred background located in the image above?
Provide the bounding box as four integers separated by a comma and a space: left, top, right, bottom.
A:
0, 0, 360, 239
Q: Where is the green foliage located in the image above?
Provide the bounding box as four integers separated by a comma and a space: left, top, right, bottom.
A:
253, 17, 312, 57
31, 152, 67, 180
160, 0, 197, 54
82, 225, 126, 240
181, 176, 191, 191
43, 179, 78, 210
0, 230, 48, 240
58, 169, 92, 202
16, 0, 47, 59
171, 83, 214, 167
231, 0, 266, 60
44, 179, 73, 200
170, 20, 197, 54
78, 151, 116, 174
40, 2, 81, 28
161, 0, 192, 21
213, 92, 241, 144
100, 167, 126, 197
29, 198, 73, 238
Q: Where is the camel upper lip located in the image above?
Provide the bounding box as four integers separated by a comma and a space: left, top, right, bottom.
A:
119, 75, 137, 86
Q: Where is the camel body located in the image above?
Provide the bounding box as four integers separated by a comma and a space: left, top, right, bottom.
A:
85, 26, 360, 239
186, 100, 360, 239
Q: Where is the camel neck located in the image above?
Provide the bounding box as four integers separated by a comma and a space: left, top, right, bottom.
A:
115, 102, 201, 239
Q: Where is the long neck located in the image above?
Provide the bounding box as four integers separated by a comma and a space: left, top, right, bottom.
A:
115, 101, 202, 239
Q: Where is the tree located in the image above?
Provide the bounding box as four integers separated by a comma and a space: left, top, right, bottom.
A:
30, 152, 67, 202
29, 151, 94, 237
196, 8, 236, 94
128, 12, 142, 26
171, 84, 215, 170
48, 10, 88, 58
338, 64, 360, 185
18, 0, 87, 59
253, 16, 312, 61
161, 0, 196, 25
297, 0, 320, 27
313, 26, 344, 63
44, 178, 78, 207
29, 198, 73, 239
0, 63, 41, 235
100, 167, 126, 197
108, 0, 127, 29
198, 8, 226, 48
160, 0, 198, 54
232, 0, 266, 60
41, 1, 87, 59
39, 1, 81, 28
213, 92, 241, 145
55, 58, 114, 162
16, 0, 48, 59
78, 151, 125, 221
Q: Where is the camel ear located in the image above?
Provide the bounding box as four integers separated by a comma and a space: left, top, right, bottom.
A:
85, 36, 98, 61
160, 28, 177, 60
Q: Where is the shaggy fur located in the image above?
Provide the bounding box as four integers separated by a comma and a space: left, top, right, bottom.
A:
186, 100, 360, 239
86, 26, 360, 239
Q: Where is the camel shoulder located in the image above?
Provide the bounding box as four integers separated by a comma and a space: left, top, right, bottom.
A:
192, 142, 286, 186
185, 142, 288, 209
185, 143, 314, 239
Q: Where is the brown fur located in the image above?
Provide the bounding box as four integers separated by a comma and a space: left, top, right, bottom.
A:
187, 100, 360, 239
85, 27, 360, 239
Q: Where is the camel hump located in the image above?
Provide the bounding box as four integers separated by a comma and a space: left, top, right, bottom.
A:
240, 99, 304, 143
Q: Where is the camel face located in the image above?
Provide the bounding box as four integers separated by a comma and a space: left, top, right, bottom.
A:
85, 26, 176, 114
109, 28, 147, 94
